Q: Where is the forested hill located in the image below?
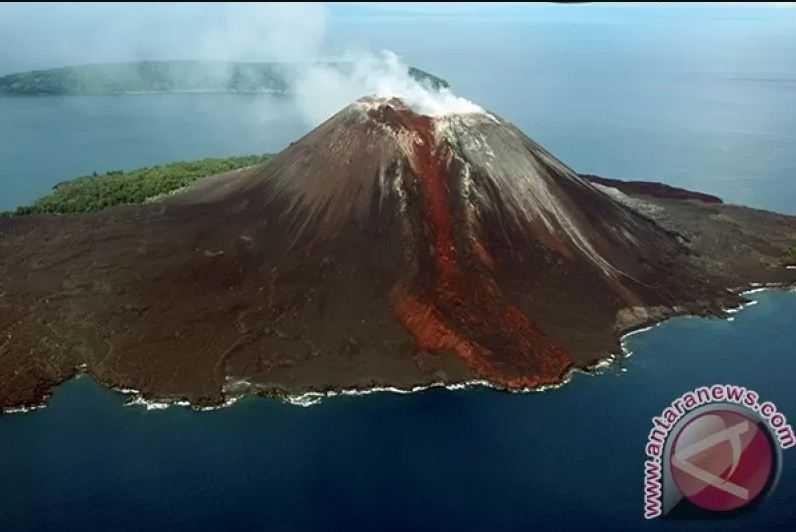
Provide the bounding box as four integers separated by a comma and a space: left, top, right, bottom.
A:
0, 61, 449, 95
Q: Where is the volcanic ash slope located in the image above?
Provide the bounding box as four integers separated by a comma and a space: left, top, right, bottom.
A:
1, 96, 794, 409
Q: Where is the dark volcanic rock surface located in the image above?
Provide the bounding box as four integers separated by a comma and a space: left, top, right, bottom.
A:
1, 97, 795, 410
582, 174, 724, 204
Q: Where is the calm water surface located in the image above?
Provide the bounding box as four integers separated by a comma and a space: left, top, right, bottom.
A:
1, 10, 796, 528
1, 291, 795, 531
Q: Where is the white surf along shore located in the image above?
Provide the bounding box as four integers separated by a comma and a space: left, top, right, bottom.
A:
2, 279, 794, 415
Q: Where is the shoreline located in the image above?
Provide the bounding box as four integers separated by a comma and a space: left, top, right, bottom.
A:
3, 280, 792, 416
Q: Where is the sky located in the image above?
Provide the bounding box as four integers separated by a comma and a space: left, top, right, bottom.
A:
1, 2, 795, 212
1, 3, 795, 76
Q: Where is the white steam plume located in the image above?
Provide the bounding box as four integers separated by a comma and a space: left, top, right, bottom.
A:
0, 3, 483, 127
292, 50, 483, 126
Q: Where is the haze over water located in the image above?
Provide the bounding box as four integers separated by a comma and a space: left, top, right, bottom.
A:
2, 4, 796, 214
1, 4, 795, 531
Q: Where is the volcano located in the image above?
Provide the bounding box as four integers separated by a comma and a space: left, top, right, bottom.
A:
2, 96, 795, 409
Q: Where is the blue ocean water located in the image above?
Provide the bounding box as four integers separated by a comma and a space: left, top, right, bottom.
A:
3, 72, 796, 215
2, 6, 796, 529
1, 291, 795, 531
0, 95, 306, 212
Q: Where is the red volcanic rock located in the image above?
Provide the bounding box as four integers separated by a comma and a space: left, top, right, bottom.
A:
1, 96, 795, 410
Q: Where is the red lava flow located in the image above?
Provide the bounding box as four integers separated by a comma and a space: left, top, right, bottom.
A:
381, 110, 572, 388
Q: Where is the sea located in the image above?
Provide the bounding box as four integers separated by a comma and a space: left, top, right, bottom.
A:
2, 7, 796, 531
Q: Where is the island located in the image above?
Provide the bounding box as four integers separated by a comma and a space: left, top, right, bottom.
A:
10, 155, 272, 216
1, 96, 795, 411
0, 61, 448, 96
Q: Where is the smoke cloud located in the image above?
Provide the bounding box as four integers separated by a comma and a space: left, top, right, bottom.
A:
292, 50, 483, 125
0, 3, 483, 126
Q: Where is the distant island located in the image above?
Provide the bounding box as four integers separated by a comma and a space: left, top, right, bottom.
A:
0, 61, 449, 96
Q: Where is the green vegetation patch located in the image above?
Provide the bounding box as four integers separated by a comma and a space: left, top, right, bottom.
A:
0, 61, 449, 96
13, 154, 271, 215
790, 244, 796, 260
